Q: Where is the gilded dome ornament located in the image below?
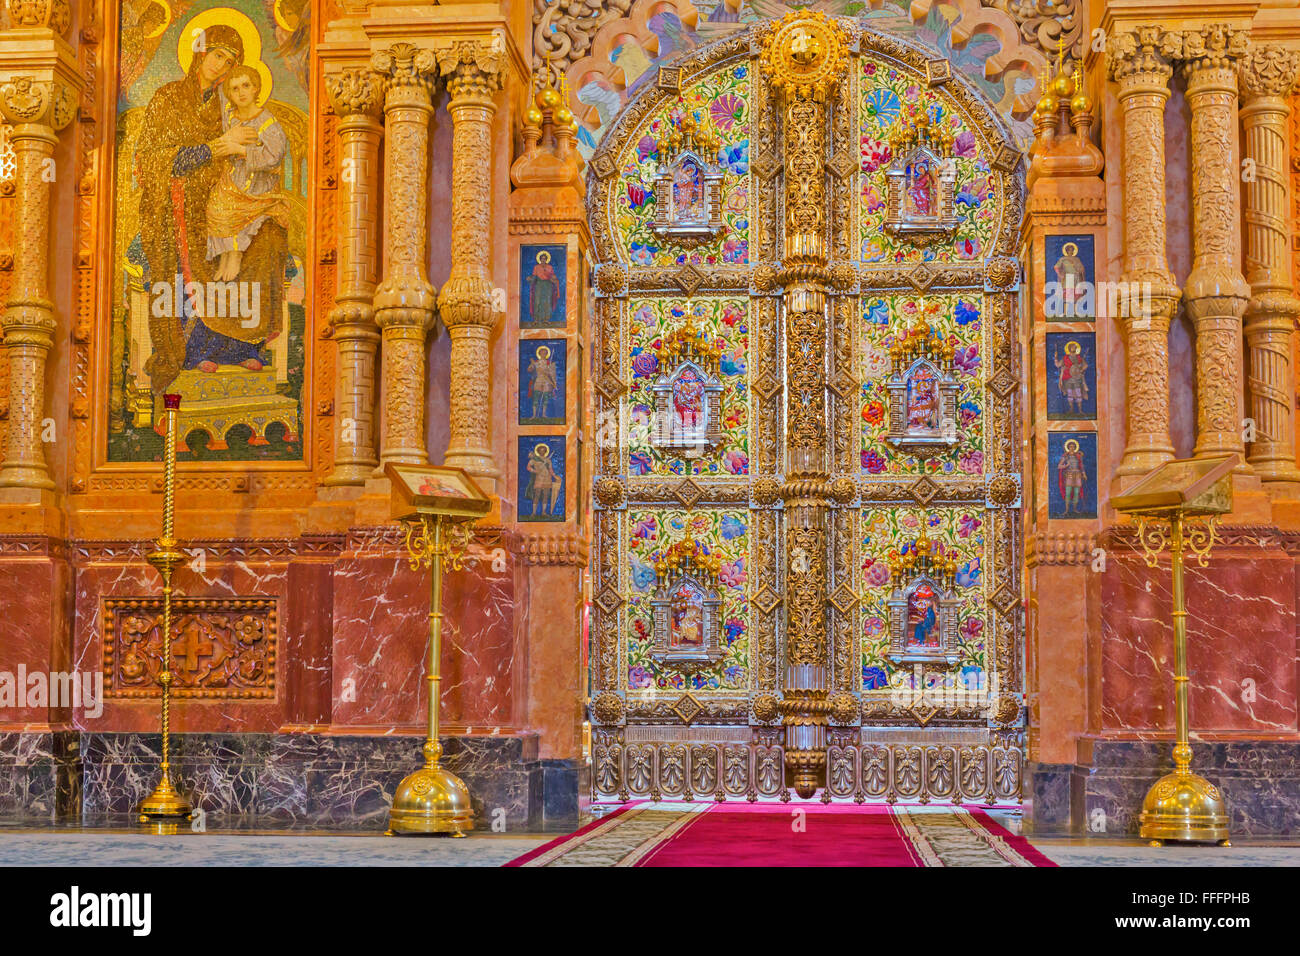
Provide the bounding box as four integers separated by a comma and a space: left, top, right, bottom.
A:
758, 10, 849, 102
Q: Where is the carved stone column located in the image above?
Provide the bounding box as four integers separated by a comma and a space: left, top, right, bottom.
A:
759, 12, 848, 799
1178, 25, 1253, 471
1238, 47, 1300, 488
436, 39, 504, 494
1106, 28, 1179, 477
371, 43, 438, 468
323, 67, 385, 486
0, 76, 74, 491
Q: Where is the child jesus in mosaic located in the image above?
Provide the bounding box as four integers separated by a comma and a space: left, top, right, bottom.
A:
205, 65, 292, 291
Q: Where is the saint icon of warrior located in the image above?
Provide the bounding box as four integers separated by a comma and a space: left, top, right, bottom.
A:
134, 22, 288, 392
526, 345, 559, 420
1052, 241, 1087, 310
525, 443, 562, 516
526, 250, 560, 324
1054, 340, 1089, 414
906, 584, 940, 649
1056, 438, 1088, 515
671, 366, 707, 428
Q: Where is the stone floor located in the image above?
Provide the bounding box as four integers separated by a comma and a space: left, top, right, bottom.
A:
0, 805, 1295, 866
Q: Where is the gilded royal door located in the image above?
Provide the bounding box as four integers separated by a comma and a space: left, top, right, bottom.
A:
586, 12, 1026, 803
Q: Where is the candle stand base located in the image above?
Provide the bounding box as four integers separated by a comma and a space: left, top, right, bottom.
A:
387, 766, 474, 836
1138, 771, 1230, 845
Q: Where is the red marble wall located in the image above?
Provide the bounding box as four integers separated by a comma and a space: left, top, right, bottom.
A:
1099, 534, 1299, 736
1, 532, 522, 739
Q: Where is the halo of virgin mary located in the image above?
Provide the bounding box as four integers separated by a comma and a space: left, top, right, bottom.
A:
135, 22, 287, 395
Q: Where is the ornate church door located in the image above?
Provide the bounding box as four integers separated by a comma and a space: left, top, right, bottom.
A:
587, 12, 1026, 803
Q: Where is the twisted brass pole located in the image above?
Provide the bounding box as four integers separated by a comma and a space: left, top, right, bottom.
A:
139, 393, 191, 821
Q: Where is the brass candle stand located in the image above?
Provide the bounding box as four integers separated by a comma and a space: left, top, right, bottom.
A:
383, 463, 490, 836
1113, 454, 1237, 846
139, 393, 192, 822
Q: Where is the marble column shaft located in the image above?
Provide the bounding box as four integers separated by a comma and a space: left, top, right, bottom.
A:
0, 76, 73, 490
1178, 27, 1252, 471
1106, 28, 1179, 477
437, 41, 504, 494
324, 67, 385, 486
1238, 47, 1300, 486
371, 43, 438, 468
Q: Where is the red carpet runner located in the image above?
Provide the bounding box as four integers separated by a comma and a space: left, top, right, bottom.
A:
507, 803, 1055, 867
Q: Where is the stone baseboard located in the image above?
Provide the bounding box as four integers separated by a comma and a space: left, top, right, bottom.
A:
0, 732, 582, 833
1025, 741, 1300, 837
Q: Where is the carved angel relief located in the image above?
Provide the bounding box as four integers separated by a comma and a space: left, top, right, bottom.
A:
884, 106, 959, 242
885, 322, 960, 459
650, 316, 724, 455
650, 105, 725, 246
649, 539, 726, 669
885, 533, 963, 665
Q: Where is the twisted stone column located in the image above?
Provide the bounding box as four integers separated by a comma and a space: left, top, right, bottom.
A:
371, 43, 438, 468
1106, 28, 1179, 477
1177, 26, 1252, 472
1238, 47, 1300, 488
0, 76, 74, 491
323, 67, 385, 486
436, 39, 504, 494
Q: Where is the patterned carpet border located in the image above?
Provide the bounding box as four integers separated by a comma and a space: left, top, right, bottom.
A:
505, 803, 1055, 867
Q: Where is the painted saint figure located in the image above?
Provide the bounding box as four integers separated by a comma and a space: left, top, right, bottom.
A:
1053, 340, 1089, 414
671, 159, 706, 225
526, 250, 560, 325
526, 345, 559, 420
904, 155, 936, 218
1053, 241, 1086, 310
906, 365, 941, 435
669, 583, 705, 649
525, 442, 562, 516
906, 584, 939, 648
671, 366, 706, 429
1056, 438, 1087, 515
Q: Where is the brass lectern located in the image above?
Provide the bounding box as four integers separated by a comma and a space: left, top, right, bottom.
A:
1112, 454, 1236, 846
384, 463, 490, 836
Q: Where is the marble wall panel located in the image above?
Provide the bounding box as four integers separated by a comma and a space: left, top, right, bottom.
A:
1099, 546, 1297, 734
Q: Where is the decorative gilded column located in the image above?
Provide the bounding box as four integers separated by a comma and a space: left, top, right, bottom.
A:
435, 38, 504, 494
0, 76, 74, 491
431, 39, 501, 494
759, 12, 848, 799
1238, 47, 1300, 487
1106, 28, 1179, 477
371, 43, 438, 468
323, 67, 385, 486
1176, 25, 1252, 471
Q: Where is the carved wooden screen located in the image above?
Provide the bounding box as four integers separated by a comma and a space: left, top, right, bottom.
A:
586, 13, 1025, 803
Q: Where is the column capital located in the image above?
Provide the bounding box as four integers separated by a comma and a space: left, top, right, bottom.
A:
1106, 26, 1179, 84
325, 66, 385, 119
0, 74, 75, 133
1238, 46, 1300, 100
370, 41, 437, 94
434, 36, 505, 103
1168, 24, 1250, 81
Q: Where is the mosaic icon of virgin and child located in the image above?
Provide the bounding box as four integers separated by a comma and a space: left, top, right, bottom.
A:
136, 22, 295, 393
